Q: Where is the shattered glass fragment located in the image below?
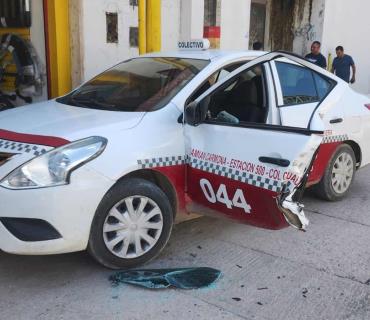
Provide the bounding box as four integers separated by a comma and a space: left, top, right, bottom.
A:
109, 267, 222, 290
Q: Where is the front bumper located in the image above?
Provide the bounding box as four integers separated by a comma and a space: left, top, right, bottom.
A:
0, 167, 115, 255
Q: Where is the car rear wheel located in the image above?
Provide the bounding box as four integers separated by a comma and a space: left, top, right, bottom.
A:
88, 178, 173, 269
313, 144, 356, 201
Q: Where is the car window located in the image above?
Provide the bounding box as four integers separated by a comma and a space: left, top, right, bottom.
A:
275, 62, 318, 106
57, 57, 210, 112
188, 61, 249, 103
205, 64, 268, 125
313, 72, 335, 99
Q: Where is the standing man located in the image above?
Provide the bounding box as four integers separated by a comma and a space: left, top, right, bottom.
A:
305, 41, 327, 69
332, 46, 356, 83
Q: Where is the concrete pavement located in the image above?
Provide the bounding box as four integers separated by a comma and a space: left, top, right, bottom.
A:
1, 167, 370, 320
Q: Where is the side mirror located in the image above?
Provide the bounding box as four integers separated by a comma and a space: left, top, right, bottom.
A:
184, 98, 209, 126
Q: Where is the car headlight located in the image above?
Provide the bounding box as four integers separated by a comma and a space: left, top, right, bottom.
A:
0, 136, 107, 189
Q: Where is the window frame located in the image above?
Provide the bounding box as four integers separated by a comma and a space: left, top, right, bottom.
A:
182, 51, 336, 134
200, 62, 270, 128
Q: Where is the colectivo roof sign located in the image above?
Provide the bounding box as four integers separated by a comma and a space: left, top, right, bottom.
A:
178, 39, 211, 51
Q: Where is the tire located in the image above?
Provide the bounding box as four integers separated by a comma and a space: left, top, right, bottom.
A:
88, 178, 174, 269
313, 144, 356, 201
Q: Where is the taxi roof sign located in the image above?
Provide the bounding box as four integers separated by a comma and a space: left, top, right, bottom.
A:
178, 39, 211, 51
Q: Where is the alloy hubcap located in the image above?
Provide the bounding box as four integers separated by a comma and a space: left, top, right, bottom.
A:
331, 152, 354, 194
103, 196, 163, 259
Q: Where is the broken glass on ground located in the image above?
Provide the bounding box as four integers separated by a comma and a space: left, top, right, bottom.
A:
109, 267, 222, 290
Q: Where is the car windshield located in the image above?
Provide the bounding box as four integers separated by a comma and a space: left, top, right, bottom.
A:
57, 57, 210, 112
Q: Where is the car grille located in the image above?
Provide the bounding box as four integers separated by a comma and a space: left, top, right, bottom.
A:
0, 152, 13, 167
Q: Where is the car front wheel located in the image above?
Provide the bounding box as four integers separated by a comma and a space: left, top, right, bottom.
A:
88, 178, 174, 269
313, 144, 356, 201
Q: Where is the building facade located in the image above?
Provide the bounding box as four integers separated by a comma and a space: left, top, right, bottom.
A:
68, 0, 370, 97
179, 0, 370, 95
0, 0, 369, 106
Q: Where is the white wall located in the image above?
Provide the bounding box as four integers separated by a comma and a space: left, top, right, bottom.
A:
180, 0, 205, 41
321, 0, 370, 94
220, 0, 251, 50
69, 0, 84, 89
80, 0, 139, 81
29, 0, 48, 102
76, 0, 182, 82
162, 0, 181, 51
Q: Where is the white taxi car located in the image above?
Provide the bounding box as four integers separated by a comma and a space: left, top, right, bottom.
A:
0, 45, 369, 269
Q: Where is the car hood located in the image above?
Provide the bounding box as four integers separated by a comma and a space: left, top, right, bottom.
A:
0, 100, 145, 142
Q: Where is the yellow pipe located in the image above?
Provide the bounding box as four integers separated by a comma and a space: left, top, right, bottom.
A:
138, 0, 147, 55
46, 0, 72, 98
146, 0, 161, 53
327, 53, 333, 72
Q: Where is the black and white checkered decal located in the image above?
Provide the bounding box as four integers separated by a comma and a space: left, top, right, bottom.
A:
322, 134, 349, 144
138, 156, 186, 169
137, 155, 292, 193
0, 139, 49, 157
189, 157, 290, 193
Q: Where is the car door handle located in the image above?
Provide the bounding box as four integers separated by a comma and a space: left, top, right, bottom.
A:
259, 157, 290, 167
330, 118, 343, 124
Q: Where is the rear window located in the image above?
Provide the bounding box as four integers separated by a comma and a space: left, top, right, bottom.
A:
57, 57, 210, 112
313, 72, 335, 99
276, 62, 318, 105
276, 61, 336, 106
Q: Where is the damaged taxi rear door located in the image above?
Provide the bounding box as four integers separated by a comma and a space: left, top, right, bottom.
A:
184, 52, 324, 231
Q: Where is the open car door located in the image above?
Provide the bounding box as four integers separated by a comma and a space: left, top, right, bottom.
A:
184, 52, 324, 231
